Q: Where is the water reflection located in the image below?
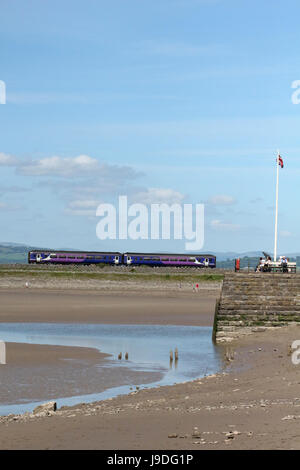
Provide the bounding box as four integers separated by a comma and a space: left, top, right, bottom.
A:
0, 323, 223, 415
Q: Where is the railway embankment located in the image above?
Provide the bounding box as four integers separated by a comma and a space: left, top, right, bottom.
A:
0, 264, 224, 292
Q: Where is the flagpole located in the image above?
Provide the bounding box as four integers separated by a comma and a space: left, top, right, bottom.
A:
274, 150, 280, 262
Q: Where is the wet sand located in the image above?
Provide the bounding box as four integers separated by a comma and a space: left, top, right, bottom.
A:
2, 285, 300, 449
2, 326, 300, 449
0, 342, 163, 406
0, 287, 219, 411
0, 288, 218, 325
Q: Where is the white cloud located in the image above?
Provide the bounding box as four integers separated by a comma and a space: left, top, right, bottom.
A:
0, 150, 190, 218
64, 199, 101, 216
208, 195, 236, 206
65, 187, 187, 217
0, 152, 17, 166
69, 200, 100, 209
17, 155, 100, 177
65, 209, 96, 217
12, 154, 142, 187
65, 201, 97, 217
132, 187, 185, 205
210, 219, 240, 231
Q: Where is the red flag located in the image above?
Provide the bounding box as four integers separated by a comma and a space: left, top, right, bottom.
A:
278, 155, 284, 168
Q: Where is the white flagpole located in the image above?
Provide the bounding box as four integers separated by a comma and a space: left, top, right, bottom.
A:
274, 150, 280, 262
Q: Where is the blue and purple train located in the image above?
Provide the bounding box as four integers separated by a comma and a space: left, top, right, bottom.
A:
28, 251, 216, 268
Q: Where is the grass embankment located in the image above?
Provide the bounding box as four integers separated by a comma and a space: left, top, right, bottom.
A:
0, 266, 224, 283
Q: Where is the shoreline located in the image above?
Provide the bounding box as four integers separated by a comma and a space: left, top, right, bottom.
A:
1, 325, 300, 449
1, 285, 299, 449
0, 342, 165, 409
0, 321, 219, 414
0, 288, 220, 416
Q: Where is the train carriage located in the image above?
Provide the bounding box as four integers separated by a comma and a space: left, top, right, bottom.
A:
28, 250, 216, 268
123, 252, 216, 268
28, 250, 122, 265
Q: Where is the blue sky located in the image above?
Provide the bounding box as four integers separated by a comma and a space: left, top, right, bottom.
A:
1, 0, 300, 254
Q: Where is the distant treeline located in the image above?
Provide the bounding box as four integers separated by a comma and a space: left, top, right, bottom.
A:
217, 256, 300, 270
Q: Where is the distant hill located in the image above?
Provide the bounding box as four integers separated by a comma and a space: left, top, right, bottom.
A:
0, 243, 76, 263
212, 251, 263, 261
0, 243, 35, 263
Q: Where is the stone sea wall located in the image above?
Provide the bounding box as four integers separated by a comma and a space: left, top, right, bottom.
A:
213, 273, 300, 342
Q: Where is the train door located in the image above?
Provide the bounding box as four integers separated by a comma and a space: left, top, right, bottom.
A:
127, 255, 132, 265
204, 258, 209, 267
114, 255, 120, 264
36, 253, 42, 263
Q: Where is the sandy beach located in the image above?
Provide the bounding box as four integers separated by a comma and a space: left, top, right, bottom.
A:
0, 288, 218, 325
0, 286, 218, 408
1, 282, 300, 450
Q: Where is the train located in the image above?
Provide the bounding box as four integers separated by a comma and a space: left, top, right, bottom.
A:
28, 250, 216, 268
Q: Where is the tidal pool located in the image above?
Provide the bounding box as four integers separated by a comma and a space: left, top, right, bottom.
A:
0, 323, 223, 415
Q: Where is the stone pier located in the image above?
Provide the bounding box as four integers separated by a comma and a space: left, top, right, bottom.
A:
213, 272, 300, 342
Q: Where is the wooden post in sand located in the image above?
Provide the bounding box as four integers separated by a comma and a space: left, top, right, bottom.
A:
174, 347, 178, 362
0, 341, 6, 365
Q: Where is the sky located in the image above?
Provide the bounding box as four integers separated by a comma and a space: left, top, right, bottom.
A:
1, 0, 300, 254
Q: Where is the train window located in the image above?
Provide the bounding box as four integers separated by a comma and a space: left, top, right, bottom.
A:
50, 255, 57, 258
152, 257, 160, 261
59, 256, 66, 259
179, 258, 187, 261
189, 258, 196, 262
170, 258, 178, 261
161, 258, 169, 261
